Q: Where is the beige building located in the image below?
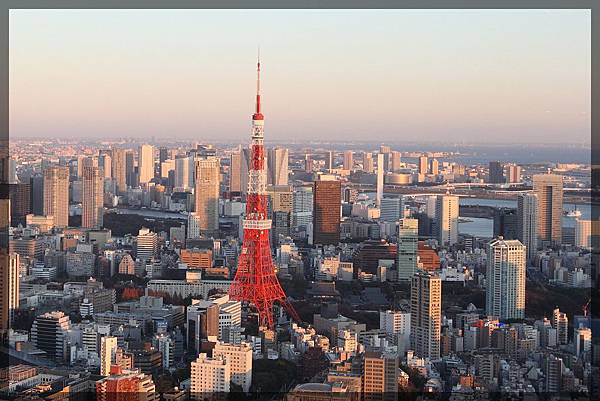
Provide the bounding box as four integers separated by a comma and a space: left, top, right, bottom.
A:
343, 151, 353, 171
190, 353, 230, 399
100, 336, 118, 376
268, 147, 289, 186
410, 272, 441, 360
212, 342, 253, 392
363, 352, 398, 401
267, 185, 293, 213
435, 195, 459, 246
138, 144, 155, 184
194, 157, 220, 233
532, 174, 563, 246
82, 157, 104, 229
111, 148, 128, 193
43, 165, 69, 227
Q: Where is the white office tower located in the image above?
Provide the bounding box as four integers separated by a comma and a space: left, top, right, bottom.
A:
188, 212, 202, 239
485, 238, 526, 320
435, 195, 459, 246
380, 310, 411, 354
213, 342, 253, 392
194, 157, 220, 233
138, 144, 155, 184
136, 228, 157, 262
410, 272, 441, 360
380, 197, 402, 222
191, 353, 231, 399
517, 193, 538, 261
268, 147, 289, 186
343, 150, 353, 170
397, 218, 418, 281
292, 186, 313, 229
100, 336, 118, 376
552, 308, 568, 345
175, 156, 195, 190
376, 153, 384, 207
326, 150, 334, 170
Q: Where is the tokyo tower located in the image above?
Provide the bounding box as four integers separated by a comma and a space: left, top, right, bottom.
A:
228, 55, 301, 329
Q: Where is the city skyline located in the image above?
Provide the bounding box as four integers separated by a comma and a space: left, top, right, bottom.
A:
10, 9, 590, 144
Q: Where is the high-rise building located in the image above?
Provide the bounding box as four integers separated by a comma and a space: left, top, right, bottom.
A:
485, 238, 526, 320
111, 148, 127, 193
506, 164, 521, 183
30, 174, 44, 215
435, 195, 459, 246
379, 310, 410, 353
43, 165, 69, 227
194, 157, 220, 233
430, 159, 439, 176
575, 219, 592, 249
304, 153, 312, 173
0, 253, 19, 336
161, 159, 175, 180
552, 308, 568, 345
517, 193, 538, 261
190, 353, 230, 399
229, 150, 242, 193
488, 161, 505, 184
138, 144, 155, 184
100, 152, 112, 179
363, 351, 398, 401
575, 326, 592, 356
376, 153, 384, 207
100, 336, 118, 376
313, 179, 341, 245
30, 311, 71, 361
391, 151, 401, 173
159, 147, 169, 164
268, 147, 289, 186
397, 219, 418, 281
9, 183, 30, 225
493, 208, 518, 240
82, 157, 104, 229
136, 228, 157, 262
380, 197, 402, 222
363, 152, 374, 173
343, 151, 353, 171
175, 155, 194, 190
326, 150, 334, 171
418, 155, 428, 175
379, 145, 391, 173
125, 150, 135, 187
410, 272, 441, 360
292, 186, 313, 230
213, 342, 253, 392
533, 174, 563, 246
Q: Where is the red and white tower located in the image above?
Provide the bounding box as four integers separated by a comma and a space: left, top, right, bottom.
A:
228, 55, 300, 329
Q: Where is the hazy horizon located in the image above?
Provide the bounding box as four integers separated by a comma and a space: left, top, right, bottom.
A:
9, 9, 591, 144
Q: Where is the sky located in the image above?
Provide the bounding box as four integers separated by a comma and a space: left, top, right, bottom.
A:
9, 9, 591, 144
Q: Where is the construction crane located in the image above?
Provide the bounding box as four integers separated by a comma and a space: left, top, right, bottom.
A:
583, 298, 591, 317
